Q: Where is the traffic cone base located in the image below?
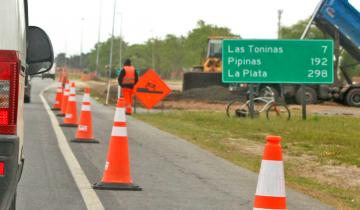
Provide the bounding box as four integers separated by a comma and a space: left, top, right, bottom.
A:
253, 195, 286, 210
92, 182, 141, 191
71, 138, 99, 143
60, 123, 77, 127
56, 113, 66, 117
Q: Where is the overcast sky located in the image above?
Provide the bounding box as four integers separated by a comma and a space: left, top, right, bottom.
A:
28, 0, 360, 56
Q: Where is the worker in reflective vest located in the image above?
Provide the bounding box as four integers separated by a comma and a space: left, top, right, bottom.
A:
117, 59, 139, 115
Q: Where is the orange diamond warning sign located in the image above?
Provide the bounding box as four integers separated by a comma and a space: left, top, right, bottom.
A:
134, 69, 171, 109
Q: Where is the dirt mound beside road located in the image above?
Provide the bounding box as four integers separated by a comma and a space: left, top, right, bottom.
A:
82, 80, 360, 117
166, 85, 243, 102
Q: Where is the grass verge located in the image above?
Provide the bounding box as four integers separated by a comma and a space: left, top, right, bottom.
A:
135, 110, 360, 210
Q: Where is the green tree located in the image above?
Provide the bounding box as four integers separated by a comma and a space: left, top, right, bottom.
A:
280, 19, 327, 39
184, 20, 237, 67
55, 53, 66, 67
341, 51, 360, 78
56, 20, 238, 79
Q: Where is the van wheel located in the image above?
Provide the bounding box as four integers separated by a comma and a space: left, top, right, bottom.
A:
345, 88, 360, 107
295, 87, 318, 104
9, 192, 16, 210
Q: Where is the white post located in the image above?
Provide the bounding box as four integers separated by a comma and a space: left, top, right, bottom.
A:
150, 29, 155, 70
119, 13, 123, 66
277, 9, 283, 39
64, 38, 68, 68
118, 12, 123, 99
79, 18, 84, 69
95, 0, 103, 73
105, 0, 117, 105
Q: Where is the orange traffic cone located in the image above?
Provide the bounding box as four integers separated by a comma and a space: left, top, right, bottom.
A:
57, 80, 70, 117
60, 82, 78, 127
253, 136, 286, 210
93, 98, 141, 191
71, 87, 99, 143
51, 80, 63, 110
58, 70, 64, 84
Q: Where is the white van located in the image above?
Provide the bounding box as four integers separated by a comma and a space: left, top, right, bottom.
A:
0, 0, 54, 209
41, 62, 56, 80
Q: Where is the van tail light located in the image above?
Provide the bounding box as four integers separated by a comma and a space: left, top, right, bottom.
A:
0, 51, 20, 135
0, 161, 4, 176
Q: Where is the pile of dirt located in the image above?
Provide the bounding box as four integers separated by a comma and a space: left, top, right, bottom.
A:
166, 86, 243, 102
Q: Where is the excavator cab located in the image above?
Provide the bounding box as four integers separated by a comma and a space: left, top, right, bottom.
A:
204, 39, 222, 72
207, 39, 222, 58
203, 37, 240, 72
183, 36, 240, 91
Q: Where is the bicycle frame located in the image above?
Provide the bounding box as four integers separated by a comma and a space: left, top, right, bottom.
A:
243, 96, 274, 113
226, 86, 290, 119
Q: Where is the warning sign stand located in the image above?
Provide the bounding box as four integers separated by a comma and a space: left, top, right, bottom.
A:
134, 69, 171, 110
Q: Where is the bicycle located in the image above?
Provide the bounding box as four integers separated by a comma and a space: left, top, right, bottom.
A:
226, 86, 291, 120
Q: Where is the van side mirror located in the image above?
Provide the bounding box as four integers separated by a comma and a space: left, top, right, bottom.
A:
27, 26, 54, 75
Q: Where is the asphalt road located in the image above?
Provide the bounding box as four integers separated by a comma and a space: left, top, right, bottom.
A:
17, 78, 335, 210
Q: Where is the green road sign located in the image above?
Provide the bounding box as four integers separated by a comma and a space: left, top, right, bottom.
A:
222, 40, 334, 84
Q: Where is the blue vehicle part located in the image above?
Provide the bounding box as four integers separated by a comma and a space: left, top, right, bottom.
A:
315, 0, 360, 61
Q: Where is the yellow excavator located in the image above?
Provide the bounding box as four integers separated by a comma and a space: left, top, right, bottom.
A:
183, 36, 240, 91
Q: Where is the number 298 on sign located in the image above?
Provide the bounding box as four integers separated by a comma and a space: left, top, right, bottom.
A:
307, 69, 328, 78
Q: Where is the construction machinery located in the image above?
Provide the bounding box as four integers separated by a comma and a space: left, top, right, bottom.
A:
253, 0, 360, 106
311, 0, 359, 106
183, 0, 360, 107
182, 36, 240, 91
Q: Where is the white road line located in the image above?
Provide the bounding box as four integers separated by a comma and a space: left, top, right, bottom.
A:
40, 86, 105, 210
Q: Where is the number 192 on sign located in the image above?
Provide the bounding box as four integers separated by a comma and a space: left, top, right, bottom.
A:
310, 57, 328, 66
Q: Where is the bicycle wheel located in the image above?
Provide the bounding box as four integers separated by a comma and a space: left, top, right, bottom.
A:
266, 104, 291, 121
226, 100, 249, 118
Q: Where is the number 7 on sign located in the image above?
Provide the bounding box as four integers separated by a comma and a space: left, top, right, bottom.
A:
322, 46, 327, 54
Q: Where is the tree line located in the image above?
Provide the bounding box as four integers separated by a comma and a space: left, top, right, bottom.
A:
56, 20, 236, 79
55, 19, 359, 79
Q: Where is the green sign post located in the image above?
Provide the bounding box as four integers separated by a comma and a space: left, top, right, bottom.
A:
222, 40, 334, 84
